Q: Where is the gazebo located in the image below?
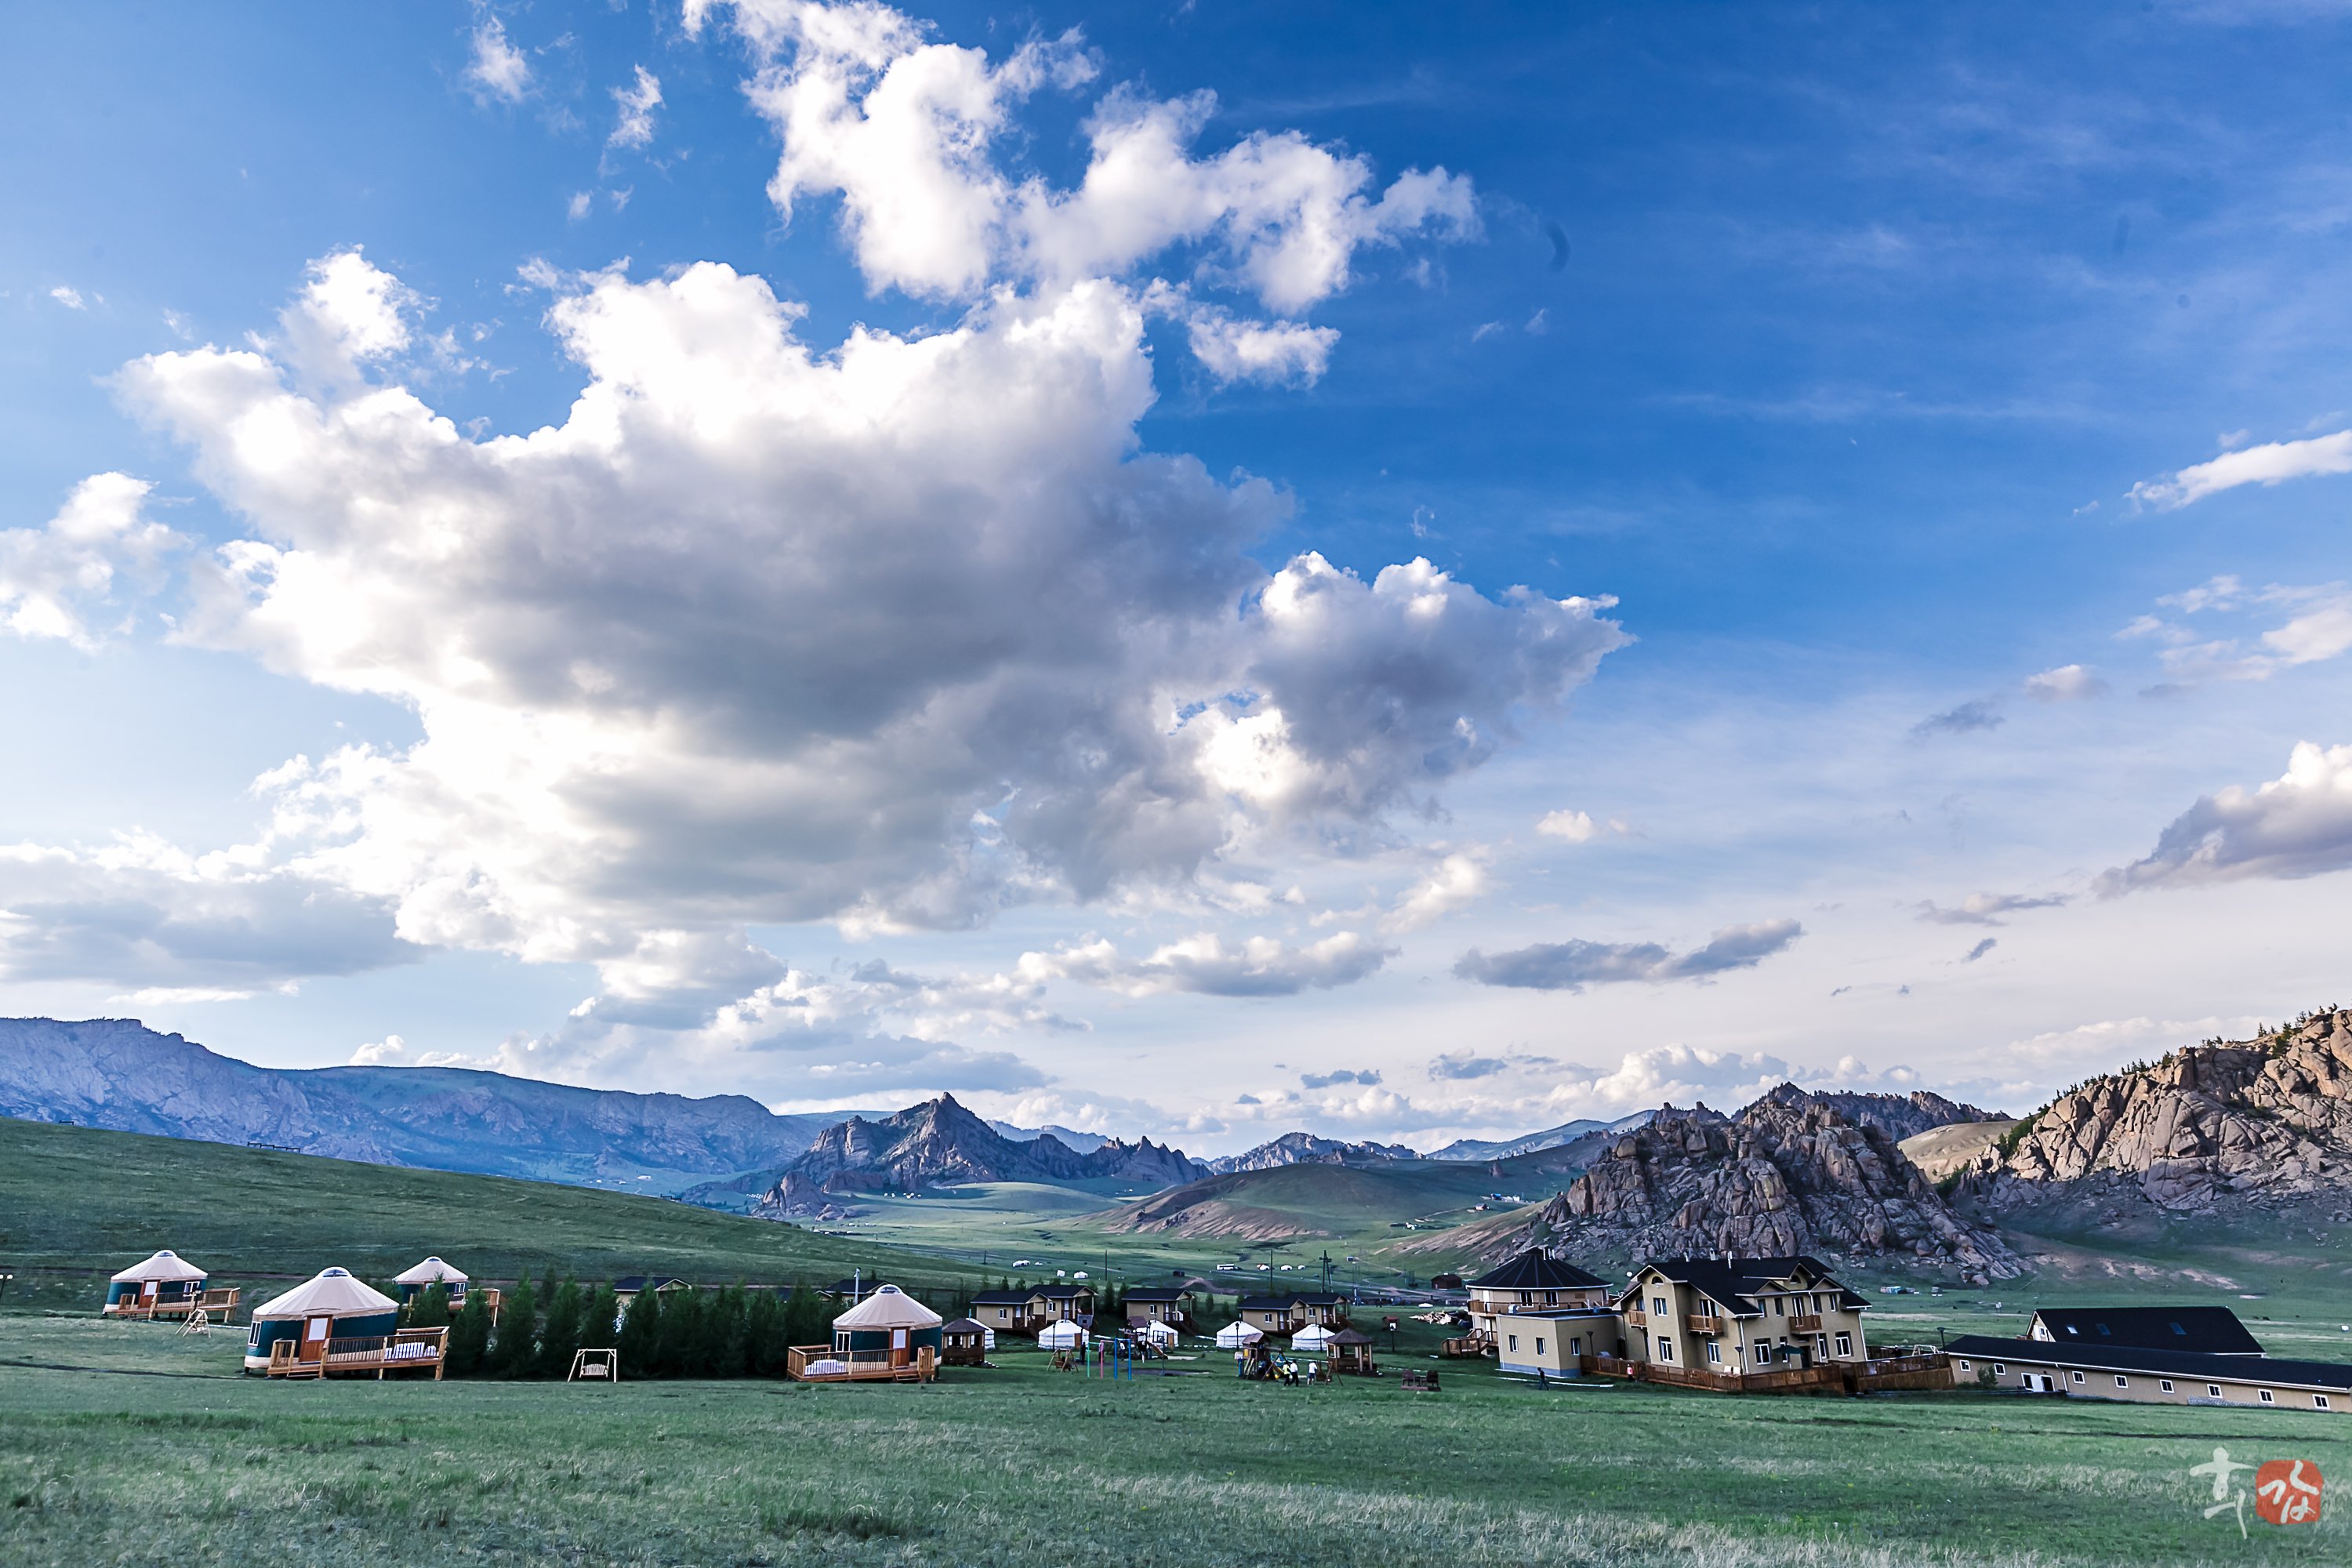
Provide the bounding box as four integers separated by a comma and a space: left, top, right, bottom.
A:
1326, 1326, 1379, 1375
248, 1268, 441, 1379
941, 1316, 989, 1367
789, 1283, 942, 1381
103, 1250, 214, 1319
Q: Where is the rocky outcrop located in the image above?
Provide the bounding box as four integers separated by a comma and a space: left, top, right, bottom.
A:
753, 1094, 1204, 1214
1492, 1089, 2024, 1282
1204, 1131, 1421, 1174
0, 1016, 855, 1192
1968, 1010, 2352, 1213
1773, 1086, 2004, 1142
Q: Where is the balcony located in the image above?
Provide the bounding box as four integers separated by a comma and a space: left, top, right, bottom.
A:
1624, 1309, 1647, 1327
1686, 1313, 1726, 1335
1790, 1314, 1824, 1334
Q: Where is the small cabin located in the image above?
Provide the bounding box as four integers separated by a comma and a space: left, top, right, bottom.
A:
1238, 1292, 1348, 1335
789, 1283, 942, 1382
103, 1250, 230, 1319
248, 1268, 444, 1379
968, 1282, 1095, 1335
612, 1275, 688, 1312
1123, 1285, 1196, 1330
941, 1317, 990, 1367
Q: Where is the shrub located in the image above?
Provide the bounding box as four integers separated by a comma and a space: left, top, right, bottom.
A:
445, 1291, 492, 1377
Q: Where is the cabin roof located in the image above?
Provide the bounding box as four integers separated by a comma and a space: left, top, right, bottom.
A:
969, 1288, 1033, 1305
1617, 1256, 1866, 1316
1239, 1291, 1345, 1310
2029, 1307, 2263, 1356
1468, 1249, 1608, 1292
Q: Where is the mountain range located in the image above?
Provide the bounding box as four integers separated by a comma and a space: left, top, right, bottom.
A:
1202, 1131, 1421, 1173
1421, 1111, 1657, 1163
0, 1017, 873, 1193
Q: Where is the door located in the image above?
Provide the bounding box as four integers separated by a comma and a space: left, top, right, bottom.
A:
299, 1316, 333, 1363
140, 1282, 157, 1307
891, 1327, 909, 1368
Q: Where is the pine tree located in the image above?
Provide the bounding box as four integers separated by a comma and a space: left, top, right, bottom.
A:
489, 1277, 538, 1378
538, 1277, 584, 1381
782, 1282, 823, 1348
580, 1285, 621, 1355
445, 1290, 492, 1377
655, 1287, 701, 1377
713, 1285, 750, 1377
746, 1287, 785, 1377
405, 1283, 452, 1330
617, 1286, 662, 1378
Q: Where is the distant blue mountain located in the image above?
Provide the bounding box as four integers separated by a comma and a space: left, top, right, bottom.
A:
1422, 1110, 1657, 1163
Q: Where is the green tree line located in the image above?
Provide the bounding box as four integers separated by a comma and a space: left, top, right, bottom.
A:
400, 1278, 851, 1381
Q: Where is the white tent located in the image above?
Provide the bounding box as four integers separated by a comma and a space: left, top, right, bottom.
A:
253, 1267, 400, 1321
1037, 1319, 1087, 1349
1213, 1320, 1265, 1348
1291, 1323, 1337, 1351
111, 1250, 206, 1285
831, 1283, 942, 1332
1135, 1319, 1178, 1345
394, 1256, 468, 1287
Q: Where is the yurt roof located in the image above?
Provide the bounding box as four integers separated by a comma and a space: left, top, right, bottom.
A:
1213, 1320, 1265, 1345
253, 1267, 399, 1320
831, 1283, 943, 1331
1037, 1319, 1087, 1345
394, 1256, 469, 1286
110, 1249, 207, 1284
1292, 1323, 1338, 1346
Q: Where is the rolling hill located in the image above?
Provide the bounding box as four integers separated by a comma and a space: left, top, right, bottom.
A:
0, 1112, 964, 1314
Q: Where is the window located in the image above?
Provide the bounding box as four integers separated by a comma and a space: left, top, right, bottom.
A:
2170, 1322, 2187, 1337
1817, 1335, 1828, 1359
2208, 1385, 2223, 1398
1834, 1333, 1853, 1357
1569, 1337, 1581, 1356
1773, 1298, 1784, 1316
1535, 1338, 1545, 1357
2317, 1395, 2331, 1410
1706, 1342, 1721, 1364
1754, 1343, 1772, 1367
1958, 1359, 1972, 1371
1653, 1298, 1668, 1318
1657, 1335, 1675, 1362
2161, 1380, 2175, 1393
2071, 1370, 2085, 1385
1508, 1334, 1518, 1352
2260, 1390, 2276, 1405
2115, 1375, 2129, 1388
1994, 1363, 2006, 1375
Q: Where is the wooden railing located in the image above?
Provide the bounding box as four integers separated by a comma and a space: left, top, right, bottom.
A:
1624, 1310, 1647, 1327
786, 1344, 936, 1383
1686, 1314, 1726, 1335
267, 1327, 448, 1380
1789, 1314, 1824, 1334
104, 1290, 212, 1320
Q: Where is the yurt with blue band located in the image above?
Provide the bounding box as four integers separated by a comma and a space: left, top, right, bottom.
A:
244, 1268, 401, 1374
829, 1284, 943, 1370
103, 1250, 209, 1317
394, 1257, 470, 1303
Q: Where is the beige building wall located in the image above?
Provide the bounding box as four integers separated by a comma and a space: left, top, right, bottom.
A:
1955, 1352, 2347, 1414
1617, 1266, 1871, 1374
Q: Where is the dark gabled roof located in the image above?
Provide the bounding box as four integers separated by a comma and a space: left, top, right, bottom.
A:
1123, 1287, 1191, 1301
2030, 1307, 2263, 1356
1616, 1256, 1866, 1316
1238, 1292, 1345, 1311
1946, 1335, 2352, 1392
941, 1318, 987, 1334
1326, 1328, 1377, 1345
1468, 1249, 1607, 1292
1040, 1283, 1093, 1298
969, 1289, 1033, 1305
612, 1276, 686, 1294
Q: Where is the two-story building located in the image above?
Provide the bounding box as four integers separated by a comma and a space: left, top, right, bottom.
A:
1122, 1285, 1195, 1331
1612, 1256, 1870, 1377
967, 1283, 1096, 1337
1465, 1250, 1618, 1376
1237, 1291, 1349, 1337
1947, 1304, 2351, 1413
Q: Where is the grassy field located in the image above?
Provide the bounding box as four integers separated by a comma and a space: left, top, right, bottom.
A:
4, 1312, 2348, 1567
0, 1116, 969, 1312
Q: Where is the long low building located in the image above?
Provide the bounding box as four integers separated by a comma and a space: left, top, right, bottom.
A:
1946, 1333, 2352, 1414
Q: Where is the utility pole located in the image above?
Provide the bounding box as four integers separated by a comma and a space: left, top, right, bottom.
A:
1319, 1250, 1334, 1292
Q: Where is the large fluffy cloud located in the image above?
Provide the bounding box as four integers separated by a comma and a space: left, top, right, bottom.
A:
1453, 919, 1802, 992
2100, 740, 2352, 891
72, 2, 1620, 1063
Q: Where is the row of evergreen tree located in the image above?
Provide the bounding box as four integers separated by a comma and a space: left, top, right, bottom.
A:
401, 1279, 851, 1380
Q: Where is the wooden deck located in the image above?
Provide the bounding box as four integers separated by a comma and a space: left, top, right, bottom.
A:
786, 1344, 937, 1383
266, 1327, 449, 1381
1577, 1350, 1953, 1396
104, 1287, 240, 1322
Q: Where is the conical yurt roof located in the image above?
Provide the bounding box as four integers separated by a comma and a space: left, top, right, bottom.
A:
1037, 1318, 1087, 1348
1136, 1319, 1178, 1343
1213, 1319, 1265, 1348
110, 1249, 207, 1285
832, 1283, 942, 1331
253, 1267, 399, 1321
394, 1256, 469, 1287
1292, 1323, 1337, 1348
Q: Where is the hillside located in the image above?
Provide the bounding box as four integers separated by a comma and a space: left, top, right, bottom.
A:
1101, 1157, 1566, 1244
1472, 1086, 2024, 1282
754, 1094, 1204, 1215
1900, 1118, 2022, 1181
0, 1113, 960, 1313
1423, 1111, 1653, 1163
1961, 1007, 2352, 1214
0, 1017, 872, 1193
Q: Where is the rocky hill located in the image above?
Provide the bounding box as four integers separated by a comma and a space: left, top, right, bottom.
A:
753, 1094, 1203, 1215
1204, 1131, 1421, 1173
1962, 1008, 2352, 1214
1775, 1087, 2004, 1142
0, 1016, 858, 1192
1483, 1086, 2024, 1282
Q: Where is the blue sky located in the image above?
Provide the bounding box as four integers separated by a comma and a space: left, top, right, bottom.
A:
4, 2, 2350, 1152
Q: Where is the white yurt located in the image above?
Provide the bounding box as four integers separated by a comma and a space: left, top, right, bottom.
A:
244, 1267, 401, 1373
1213, 1320, 1265, 1349
393, 1256, 470, 1304
103, 1250, 209, 1316
1291, 1323, 1338, 1352
1037, 1318, 1088, 1350
829, 1283, 945, 1368
1135, 1319, 1178, 1346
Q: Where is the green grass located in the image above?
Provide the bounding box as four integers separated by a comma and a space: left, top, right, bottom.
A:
0, 1115, 969, 1311
3, 1314, 2348, 1566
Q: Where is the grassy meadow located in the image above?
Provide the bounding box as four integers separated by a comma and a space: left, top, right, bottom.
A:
5, 1312, 2349, 1568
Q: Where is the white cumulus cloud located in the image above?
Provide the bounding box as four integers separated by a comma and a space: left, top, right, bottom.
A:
608, 65, 663, 151
2130, 429, 2352, 510
2100, 740, 2352, 892
0, 473, 180, 647
464, 13, 533, 105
